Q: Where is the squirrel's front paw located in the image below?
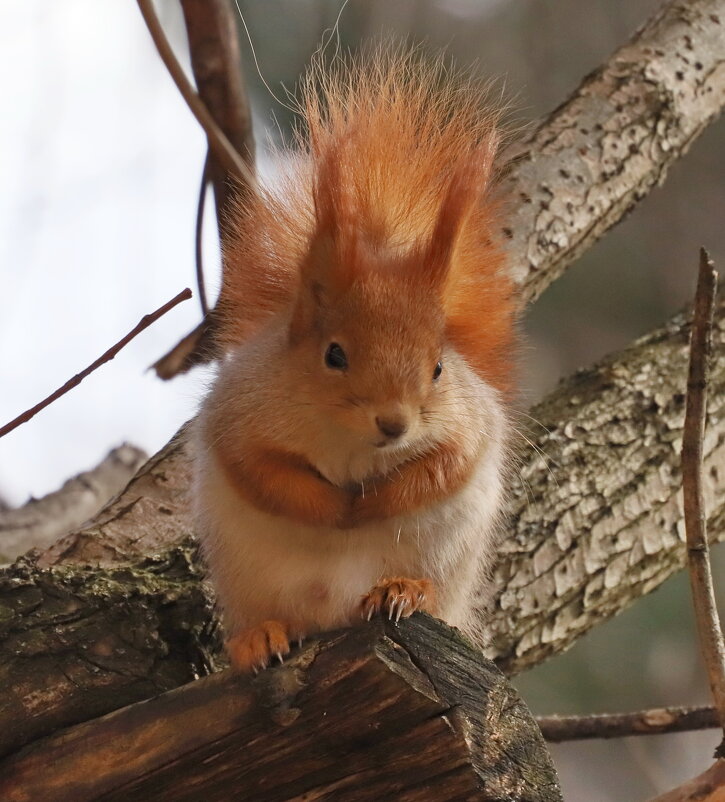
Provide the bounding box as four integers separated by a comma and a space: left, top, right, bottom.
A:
360, 577, 436, 623
227, 620, 301, 673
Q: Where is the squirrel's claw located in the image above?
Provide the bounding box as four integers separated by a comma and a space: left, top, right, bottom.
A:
360, 576, 435, 623
227, 620, 295, 674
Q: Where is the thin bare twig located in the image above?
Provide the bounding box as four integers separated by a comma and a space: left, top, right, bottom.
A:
537, 705, 718, 743
682, 247, 725, 756
196, 153, 210, 317
149, 0, 257, 380
0, 289, 192, 440
135, 0, 256, 192
180, 0, 255, 214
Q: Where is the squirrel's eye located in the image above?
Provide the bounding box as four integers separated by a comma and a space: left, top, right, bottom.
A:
433, 361, 443, 381
325, 343, 348, 370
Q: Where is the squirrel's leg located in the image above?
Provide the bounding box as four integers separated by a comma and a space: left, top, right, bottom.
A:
360, 577, 436, 623
226, 620, 305, 673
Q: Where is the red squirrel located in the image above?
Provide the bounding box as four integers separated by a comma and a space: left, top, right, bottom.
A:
193, 48, 517, 672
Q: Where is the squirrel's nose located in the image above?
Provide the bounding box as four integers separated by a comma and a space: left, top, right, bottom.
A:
375, 416, 408, 439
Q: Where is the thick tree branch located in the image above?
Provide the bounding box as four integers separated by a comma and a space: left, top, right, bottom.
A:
505, 0, 725, 304
0, 444, 147, 564
37, 429, 192, 569
479, 298, 725, 674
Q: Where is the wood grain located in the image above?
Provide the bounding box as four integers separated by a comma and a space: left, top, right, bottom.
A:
0, 615, 561, 802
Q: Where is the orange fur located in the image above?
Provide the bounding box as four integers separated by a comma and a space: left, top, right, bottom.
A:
227, 620, 297, 673
217, 433, 475, 529
217, 440, 351, 528
217, 46, 516, 395
348, 438, 477, 527
194, 47, 518, 672
360, 577, 437, 621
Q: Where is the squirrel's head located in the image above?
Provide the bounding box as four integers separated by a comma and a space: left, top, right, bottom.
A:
290, 257, 447, 453
287, 142, 495, 460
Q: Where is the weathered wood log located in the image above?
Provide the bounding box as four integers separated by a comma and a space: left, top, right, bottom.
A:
0, 546, 218, 761
0, 615, 562, 802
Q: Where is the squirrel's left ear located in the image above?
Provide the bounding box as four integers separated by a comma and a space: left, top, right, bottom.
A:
422, 133, 499, 286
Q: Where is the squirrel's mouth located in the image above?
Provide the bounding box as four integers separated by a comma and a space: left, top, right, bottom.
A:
374, 437, 408, 450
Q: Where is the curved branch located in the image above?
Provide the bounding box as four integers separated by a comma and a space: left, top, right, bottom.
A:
505, 0, 725, 304
180, 0, 255, 215
149, 0, 257, 379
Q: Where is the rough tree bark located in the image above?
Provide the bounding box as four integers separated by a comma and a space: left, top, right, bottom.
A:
0, 444, 147, 564
504, 0, 725, 305
0, 616, 562, 802
480, 299, 725, 674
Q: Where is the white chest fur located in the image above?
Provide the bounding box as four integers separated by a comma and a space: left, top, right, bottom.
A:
193, 430, 505, 643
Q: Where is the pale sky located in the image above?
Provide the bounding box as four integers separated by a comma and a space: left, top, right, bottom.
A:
0, 1, 220, 505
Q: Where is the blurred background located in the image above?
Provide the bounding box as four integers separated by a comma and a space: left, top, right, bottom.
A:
0, 1, 723, 798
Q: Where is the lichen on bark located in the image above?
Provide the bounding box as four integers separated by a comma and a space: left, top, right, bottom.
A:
0, 543, 219, 759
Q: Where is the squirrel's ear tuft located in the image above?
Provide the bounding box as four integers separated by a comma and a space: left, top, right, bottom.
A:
302, 140, 359, 296
291, 142, 360, 342
423, 133, 499, 287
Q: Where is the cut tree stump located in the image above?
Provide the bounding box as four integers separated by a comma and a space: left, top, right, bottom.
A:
0, 614, 561, 802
